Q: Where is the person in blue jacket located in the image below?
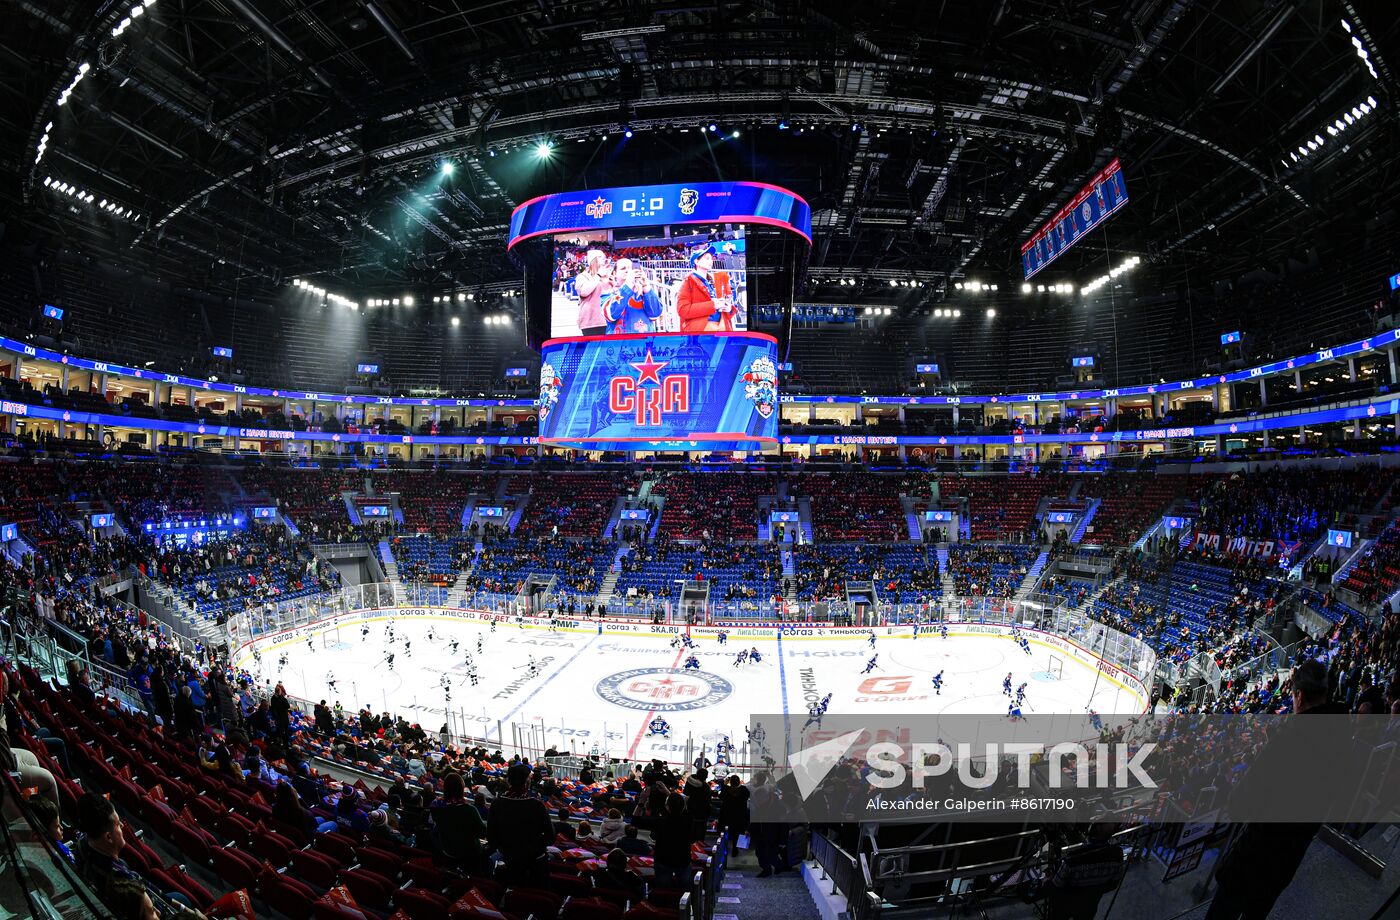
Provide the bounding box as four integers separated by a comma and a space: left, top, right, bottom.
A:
604, 258, 664, 335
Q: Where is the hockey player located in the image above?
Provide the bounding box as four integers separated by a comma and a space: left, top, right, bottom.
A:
1003, 673, 1013, 696
733, 649, 749, 667
450, 638, 460, 655
647, 716, 671, 738
931, 671, 943, 695
327, 672, 338, 693
277, 653, 287, 670
526, 656, 540, 678
306, 635, 314, 652
427, 626, 435, 643
1007, 701, 1022, 721
748, 646, 762, 664
862, 653, 879, 674
819, 692, 832, 713
715, 735, 733, 766
716, 630, 728, 646
386, 653, 396, 672
683, 655, 701, 671
1018, 636, 1032, 655
404, 640, 412, 657
868, 630, 878, 648
1089, 709, 1104, 732
1016, 683, 1028, 706
361, 624, 370, 641
940, 623, 949, 639
802, 701, 823, 731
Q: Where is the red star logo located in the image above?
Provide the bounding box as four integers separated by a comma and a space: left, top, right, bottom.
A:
629, 349, 669, 385
592, 195, 607, 211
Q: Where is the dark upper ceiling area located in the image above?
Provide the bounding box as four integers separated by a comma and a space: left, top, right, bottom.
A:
2, 0, 1399, 305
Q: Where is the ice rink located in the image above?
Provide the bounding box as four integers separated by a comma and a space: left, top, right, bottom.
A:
233, 611, 1149, 767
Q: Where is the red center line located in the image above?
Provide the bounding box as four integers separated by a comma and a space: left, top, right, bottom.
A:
625, 645, 689, 761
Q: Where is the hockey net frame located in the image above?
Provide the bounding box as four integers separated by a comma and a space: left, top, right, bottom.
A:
1047, 655, 1065, 680
320, 625, 340, 649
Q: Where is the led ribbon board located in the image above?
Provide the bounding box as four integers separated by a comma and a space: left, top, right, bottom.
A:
538, 331, 779, 451
1021, 159, 1129, 280
507, 181, 812, 249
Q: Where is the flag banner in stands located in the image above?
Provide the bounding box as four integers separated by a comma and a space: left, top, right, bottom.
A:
1021, 158, 1129, 279
508, 180, 812, 248
538, 331, 779, 451
752, 712, 1396, 824
1190, 532, 1278, 559
1328, 529, 1354, 549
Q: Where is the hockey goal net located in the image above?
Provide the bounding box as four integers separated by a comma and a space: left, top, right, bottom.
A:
1046, 655, 1065, 680
320, 626, 340, 649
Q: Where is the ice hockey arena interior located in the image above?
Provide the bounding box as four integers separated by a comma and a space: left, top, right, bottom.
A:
7, 2, 1400, 919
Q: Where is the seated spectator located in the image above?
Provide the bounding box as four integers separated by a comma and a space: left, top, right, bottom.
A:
271, 781, 316, 839
596, 847, 646, 900
599, 807, 627, 844
617, 823, 652, 856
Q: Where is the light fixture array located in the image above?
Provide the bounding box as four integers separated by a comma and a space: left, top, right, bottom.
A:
1341, 20, 1380, 79
431, 293, 476, 303
953, 281, 998, 292
484, 315, 513, 326
1081, 256, 1141, 296
1020, 282, 1076, 294
112, 0, 158, 37
41, 176, 141, 221
932, 309, 963, 318
293, 278, 356, 309
1287, 95, 1378, 167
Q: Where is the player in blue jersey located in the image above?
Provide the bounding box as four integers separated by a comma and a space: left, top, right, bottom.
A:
748, 646, 762, 664
647, 717, 671, 738
1003, 673, 1013, 696
940, 623, 949, 639
1007, 702, 1022, 721
932, 671, 943, 695
733, 649, 748, 667
716, 631, 728, 646
1089, 709, 1103, 732
683, 655, 701, 671
868, 630, 878, 648
862, 654, 879, 674
803, 702, 824, 731
1016, 683, 1027, 706
1019, 636, 1032, 655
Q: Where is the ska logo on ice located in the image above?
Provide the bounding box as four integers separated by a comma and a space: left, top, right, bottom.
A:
596, 668, 733, 712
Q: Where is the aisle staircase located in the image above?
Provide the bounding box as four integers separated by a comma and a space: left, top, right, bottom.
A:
1014, 548, 1050, 601
936, 544, 955, 596
1070, 498, 1102, 543
377, 539, 401, 582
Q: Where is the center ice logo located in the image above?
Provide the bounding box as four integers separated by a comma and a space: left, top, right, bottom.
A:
596, 668, 733, 712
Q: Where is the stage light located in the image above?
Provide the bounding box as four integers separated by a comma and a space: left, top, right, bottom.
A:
731, 130, 740, 138
441, 161, 455, 176
1036, 284, 1045, 292
987, 308, 996, 318
778, 121, 788, 130
889, 279, 898, 287
851, 123, 861, 132
624, 128, 633, 138
989, 284, 998, 291
451, 316, 460, 327
953, 309, 961, 318
403, 295, 414, 306
535, 142, 553, 158
457, 292, 466, 302
954, 282, 963, 290
392, 298, 401, 306
709, 123, 718, 133
488, 149, 496, 157
1368, 95, 1377, 108
1021, 283, 1031, 293
934, 309, 943, 317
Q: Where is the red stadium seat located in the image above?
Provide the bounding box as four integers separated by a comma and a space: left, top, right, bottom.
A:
291, 847, 342, 891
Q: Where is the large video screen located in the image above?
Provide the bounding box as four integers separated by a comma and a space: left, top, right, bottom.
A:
550, 226, 747, 338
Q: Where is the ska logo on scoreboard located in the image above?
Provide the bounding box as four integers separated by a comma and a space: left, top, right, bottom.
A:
609, 348, 690, 426
596, 668, 733, 712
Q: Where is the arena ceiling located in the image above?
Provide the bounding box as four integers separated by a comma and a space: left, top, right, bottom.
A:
2, 0, 1398, 306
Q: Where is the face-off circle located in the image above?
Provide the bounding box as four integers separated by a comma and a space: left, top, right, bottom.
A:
595, 668, 734, 712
